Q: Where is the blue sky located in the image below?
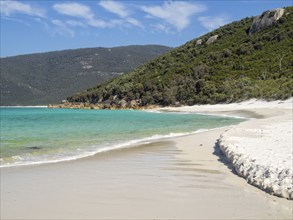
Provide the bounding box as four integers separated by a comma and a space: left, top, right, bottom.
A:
1, 0, 292, 57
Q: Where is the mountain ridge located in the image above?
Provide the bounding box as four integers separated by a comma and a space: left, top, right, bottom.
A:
66, 7, 293, 109
0, 45, 171, 106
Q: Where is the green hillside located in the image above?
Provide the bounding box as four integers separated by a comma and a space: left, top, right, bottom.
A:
68, 7, 293, 108
0, 45, 171, 106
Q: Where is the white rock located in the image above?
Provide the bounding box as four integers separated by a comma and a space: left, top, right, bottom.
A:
206, 35, 218, 44
218, 119, 293, 199
249, 8, 285, 34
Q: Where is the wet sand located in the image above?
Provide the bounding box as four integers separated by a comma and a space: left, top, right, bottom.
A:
1, 133, 292, 219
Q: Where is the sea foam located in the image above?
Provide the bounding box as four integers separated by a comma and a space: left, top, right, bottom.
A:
0, 129, 212, 168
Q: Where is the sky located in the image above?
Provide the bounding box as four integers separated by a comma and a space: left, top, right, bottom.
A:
1, 0, 292, 57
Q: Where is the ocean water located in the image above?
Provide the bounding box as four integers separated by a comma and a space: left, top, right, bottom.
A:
0, 108, 244, 167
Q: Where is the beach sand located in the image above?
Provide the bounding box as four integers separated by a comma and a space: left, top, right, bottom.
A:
162, 99, 293, 199
1, 99, 292, 219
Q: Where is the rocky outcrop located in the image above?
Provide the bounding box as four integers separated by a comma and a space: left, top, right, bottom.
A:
196, 39, 202, 45
118, 99, 128, 108
129, 100, 138, 108
249, 8, 285, 35
48, 101, 160, 110
206, 35, 218, 44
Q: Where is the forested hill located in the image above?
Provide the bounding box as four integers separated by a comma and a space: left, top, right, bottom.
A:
0, 45, 171, 106
67, 7, 293, 109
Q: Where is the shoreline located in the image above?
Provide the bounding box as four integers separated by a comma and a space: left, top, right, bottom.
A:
160, 98, 293, 199
0, 106, 48, 108
1, 98, 292, 219
2, 128, 292, 219
0, 127, 225, 168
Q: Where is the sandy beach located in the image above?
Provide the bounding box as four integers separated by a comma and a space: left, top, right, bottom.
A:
1, 99, 292, 219
161, 99, 293, 199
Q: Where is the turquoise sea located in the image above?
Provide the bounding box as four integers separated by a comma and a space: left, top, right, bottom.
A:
0, 108, 244, 167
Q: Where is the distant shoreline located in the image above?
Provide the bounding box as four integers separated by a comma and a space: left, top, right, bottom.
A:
0, 106, 48, 108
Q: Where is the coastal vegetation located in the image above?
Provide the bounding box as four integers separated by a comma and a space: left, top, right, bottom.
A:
67, 7, 293, 109
0, 45, 171, 106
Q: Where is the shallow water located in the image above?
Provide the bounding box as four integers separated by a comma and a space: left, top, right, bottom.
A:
0, 108, 243, 167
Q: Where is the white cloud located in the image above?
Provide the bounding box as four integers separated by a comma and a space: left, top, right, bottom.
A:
87, 19, 109, 28
106, 19, 124, 27
99, 0, 143, 28
99, 1, 129, 18
125, 17, 142, 28
1, 16, 30, 26
53, 3, 94, 20
53, 2, 111, 29
66, 20, 87, 27
51, 19, 75, 37
0, 0, 45, 17
35, 17, 75, 38
198, 15, 230, 31
153, 23, 173, 34
141, 1, 206, 31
